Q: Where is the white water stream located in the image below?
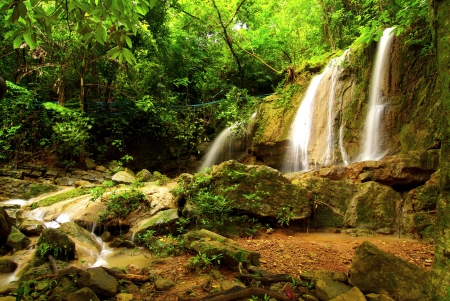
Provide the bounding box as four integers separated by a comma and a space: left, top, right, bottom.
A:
281, 67, 331, 173
199, 112, 256, 171
359, 28, 395, 161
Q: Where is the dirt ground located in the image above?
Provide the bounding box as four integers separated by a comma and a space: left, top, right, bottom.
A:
138, 229, 434, 301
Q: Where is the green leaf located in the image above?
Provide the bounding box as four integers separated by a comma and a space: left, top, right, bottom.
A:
13, 36, 22, 49
11, 5, 20, 23
149, 0, 157, 9
96, 25, 107, 44
122, 48, 136, 64
104, 0, 112, 9
18, 2, 27, 19
23, 31, 36, 49
124, 36, 132, 48
106, 46, 121, 59
30, 0, 39, 7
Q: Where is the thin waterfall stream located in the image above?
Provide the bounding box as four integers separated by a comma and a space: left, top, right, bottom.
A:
359, 28, 395, 161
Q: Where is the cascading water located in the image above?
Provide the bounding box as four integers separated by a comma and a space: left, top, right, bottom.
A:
282, 50, 350, 173
281, 66, 331, 173
322, 49, 350, 166
359, 28, 395, 161
198, 112, 256, 171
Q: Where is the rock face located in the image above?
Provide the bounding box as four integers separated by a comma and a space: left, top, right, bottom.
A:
184, 229, 260, 269
348, 241, 430, 301
0, 207, 11, 245
77, 267, 118, 297
210, 160, 311, 220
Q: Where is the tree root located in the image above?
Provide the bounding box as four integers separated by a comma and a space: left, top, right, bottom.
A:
238, 273, 294, 285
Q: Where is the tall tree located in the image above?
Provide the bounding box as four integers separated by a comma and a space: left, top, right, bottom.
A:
427, 0, 450, 299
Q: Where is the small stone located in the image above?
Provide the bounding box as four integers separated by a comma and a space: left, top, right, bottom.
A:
96, 165, 107, 172
100, 231, 113, 242
0, 259, 18, 273
116, 293, 134, 301
154, 277, 175, 291
66, 287, 100, 301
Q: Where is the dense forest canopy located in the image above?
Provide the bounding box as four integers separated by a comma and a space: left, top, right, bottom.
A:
0, 0, 430, 170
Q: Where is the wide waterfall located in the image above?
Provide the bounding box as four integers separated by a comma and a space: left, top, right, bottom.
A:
359, 28, 395, 161
282, 50, 350, 173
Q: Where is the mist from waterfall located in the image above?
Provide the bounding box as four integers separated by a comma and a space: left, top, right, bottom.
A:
359, 28, 395, 161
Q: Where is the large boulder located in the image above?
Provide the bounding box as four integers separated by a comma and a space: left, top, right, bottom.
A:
36, 228, 76, 261
111, 170, 136, 184
7, 227, 31, 251
77, 267, 118, 297
0, 208, 11, 245
183, 229, 260, 269
0, 258, 18, 273
210, 160, 311, 219
314, 276, 352, 301
18, 218, 45, 236
65, 287, 100, 301
348, 241, 430, 301
343, 181, 402, 231
142, 187, 177, 215
135, 209, 179, 236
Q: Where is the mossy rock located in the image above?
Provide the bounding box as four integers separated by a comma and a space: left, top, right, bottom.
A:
31, 187, 91, 208
7, 227, 31, 251
135, 208, 179, 236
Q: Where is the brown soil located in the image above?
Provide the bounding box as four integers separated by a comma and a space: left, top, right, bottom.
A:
132, 229, 434, 301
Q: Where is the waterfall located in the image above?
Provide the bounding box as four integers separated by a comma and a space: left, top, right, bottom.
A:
198, 112, 256, 171
281, 65, 332, 173
282, 50, 350, 173
359, 28, 394, 161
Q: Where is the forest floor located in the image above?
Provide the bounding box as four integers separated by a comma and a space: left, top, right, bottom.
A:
131, 228, 435, 301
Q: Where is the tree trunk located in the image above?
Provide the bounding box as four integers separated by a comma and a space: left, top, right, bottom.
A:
80, 49, 87, 112
318, 0, 336, 51
427, 0, 450, 299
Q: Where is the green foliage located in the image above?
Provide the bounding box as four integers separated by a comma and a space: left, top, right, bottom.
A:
153, 171, 170, 186
136, 230, 185, 257
173, 171, 262, 235
98, 188, 146, 221
36, 241, 66, 259
23, 183, 58, 200
188, 252, 223, 270
15, 279, 56, 301
31, 187, 91, 209
0, 81, 51, 163
277, 206, 295, 226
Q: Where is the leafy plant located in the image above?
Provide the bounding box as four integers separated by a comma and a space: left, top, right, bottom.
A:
98, 188, 146, 221
277, 206, 295, 226
188, 252, 223, 270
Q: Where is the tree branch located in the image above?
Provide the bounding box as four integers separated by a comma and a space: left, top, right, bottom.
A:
233, 41, 280, 73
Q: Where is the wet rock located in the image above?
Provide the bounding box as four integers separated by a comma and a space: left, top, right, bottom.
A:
0, 177, 58, 199
365, 293, 396, 301
20, 261, 71, 281
112, 171, 136, 184
116, 293, 134, 301
18, 218, 45, 236
74, 180, 91, 188
329, 287, 366, 301
7, 227, 31, 251
348, 241, 430, 301
95, 165, 107, 172
100, 231, 113, 242
183, 229, 260, 269
135, 209, 179, 236
154, 277, 175, 291
314, 276, 352, 301
0, 207, 11, 245
59, 222, 101, 251
142, 187, 177, 215
78, 267, 118, 297
65, 287, 100, 301
305, 270, 348, 283
55, 177, 77, 186
37, 228, 76, 261
136, 169, 153, 182
0, 258, 17, 272
85, 158, 97, 170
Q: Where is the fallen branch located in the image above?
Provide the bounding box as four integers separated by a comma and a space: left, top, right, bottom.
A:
101, 267, 149, 283
238, 274, 295, 285
179, 286, 292, 301
48, 255, 59, 274
0, 288, 16, 297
